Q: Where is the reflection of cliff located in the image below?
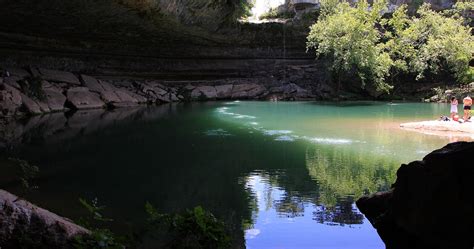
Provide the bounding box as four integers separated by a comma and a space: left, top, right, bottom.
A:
306, 146, 398, 207
0, 104, 179, 149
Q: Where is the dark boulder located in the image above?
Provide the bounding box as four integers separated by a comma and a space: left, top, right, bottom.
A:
357, 142, 474, 249
0, 190, 89, 248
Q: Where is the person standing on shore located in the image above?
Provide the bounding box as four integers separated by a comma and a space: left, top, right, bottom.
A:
463, 96, 472, 121
450, 97, 458, 120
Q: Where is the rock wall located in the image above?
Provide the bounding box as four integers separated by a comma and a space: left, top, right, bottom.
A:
0, 66, 321, 117
0, 189, 89, 248
424, 83, 474, 103
357, 142, 474, 249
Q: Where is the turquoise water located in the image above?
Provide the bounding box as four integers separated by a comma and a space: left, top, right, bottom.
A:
0, 101, 462, 248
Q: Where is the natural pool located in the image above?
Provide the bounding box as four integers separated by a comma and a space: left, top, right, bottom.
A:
0, 101, 466, 248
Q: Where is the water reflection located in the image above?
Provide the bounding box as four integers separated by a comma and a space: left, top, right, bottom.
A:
3, 101, 434, 249
243, 173, 383, 249
242, 145, 397, 228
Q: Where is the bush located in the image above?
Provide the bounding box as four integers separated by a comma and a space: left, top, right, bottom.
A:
307, 0, 474, 93
259, 8, 295, 20
145, 204, 232, 249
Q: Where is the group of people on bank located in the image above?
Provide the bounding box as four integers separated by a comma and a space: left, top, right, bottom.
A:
450, 96, 472, 122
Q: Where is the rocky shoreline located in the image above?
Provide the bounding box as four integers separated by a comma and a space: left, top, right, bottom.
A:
0, 67, 319, 118
424, 83, 474, 103
0, 189, 89, 248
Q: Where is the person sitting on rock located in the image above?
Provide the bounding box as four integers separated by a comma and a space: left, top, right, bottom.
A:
450, 97, 458, 120
463, 96, 472, 121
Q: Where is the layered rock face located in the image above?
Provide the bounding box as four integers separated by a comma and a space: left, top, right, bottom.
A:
0, 190, 89, 248
357, 142, 474, 249
0, 67, 319, 117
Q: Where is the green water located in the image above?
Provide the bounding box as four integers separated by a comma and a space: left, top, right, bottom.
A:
0, 101, 461, 248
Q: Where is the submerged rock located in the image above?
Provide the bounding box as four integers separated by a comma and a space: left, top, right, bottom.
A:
0, 189, 89, 248
357, 142, 474, 249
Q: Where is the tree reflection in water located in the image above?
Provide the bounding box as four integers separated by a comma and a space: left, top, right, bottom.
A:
243, 143, 398, 227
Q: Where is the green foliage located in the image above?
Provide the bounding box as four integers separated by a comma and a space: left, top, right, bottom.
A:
319, 0, 339, 18
409, 0, 424, 12
386, 4, 474, 83
305, 147, 398, 208
300, 10, 320, 22
307, 0, 474, 93
8, 158, 39, 193
307, 0, 393, 92
450, 1, 474, 24
145, 203, 232, 249
74, 198, 125, 249
460, 67, 474, 84
212, 0, 254, 21
78, 198, 114, 223
18, 76, 46, 101
259, 8, 295, 20
74, 229, 124, 249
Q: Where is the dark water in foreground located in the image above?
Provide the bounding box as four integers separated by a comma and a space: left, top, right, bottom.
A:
0, 101, 464, 248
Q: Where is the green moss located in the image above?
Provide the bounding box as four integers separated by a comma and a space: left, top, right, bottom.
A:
19, 76, 46, 101
259, 8, 295, 20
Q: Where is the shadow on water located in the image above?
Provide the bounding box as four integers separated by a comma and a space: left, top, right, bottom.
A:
0, 102, 397, 248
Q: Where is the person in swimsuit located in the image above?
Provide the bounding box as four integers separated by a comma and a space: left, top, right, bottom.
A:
463, 96, 472, 121
450, 97, 458, 120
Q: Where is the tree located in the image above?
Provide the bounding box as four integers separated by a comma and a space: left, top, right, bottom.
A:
307, 0, 474, 94
386, 4, 474, 83
307, 0, 393, 93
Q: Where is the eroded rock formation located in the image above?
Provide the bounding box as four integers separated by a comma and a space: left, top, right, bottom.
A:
357, 142, 474, 249
0, 189, 89, 248
0, 67, 318, 117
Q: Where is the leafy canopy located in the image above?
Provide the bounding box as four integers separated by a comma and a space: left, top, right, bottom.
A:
307, 0, 474, 93
307, 0, 393, 92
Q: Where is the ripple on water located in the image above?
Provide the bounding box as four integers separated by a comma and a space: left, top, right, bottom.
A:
235, 114, 256, 119
204, 129, 232, 136
303, 136, 353, 144
274, 135, 296, 142
263, 130, 293, 136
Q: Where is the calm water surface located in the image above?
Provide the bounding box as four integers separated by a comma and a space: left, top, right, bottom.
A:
0, 101, 462, 248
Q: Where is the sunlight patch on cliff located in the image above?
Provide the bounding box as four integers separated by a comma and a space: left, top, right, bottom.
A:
249, 0, 286, 21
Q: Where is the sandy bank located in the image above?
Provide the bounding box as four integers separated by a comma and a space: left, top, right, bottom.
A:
400, 120, 474, 139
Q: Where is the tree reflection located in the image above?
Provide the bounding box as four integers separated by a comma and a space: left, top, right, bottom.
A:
312, 197, 364, 226
243, 143, 398, 226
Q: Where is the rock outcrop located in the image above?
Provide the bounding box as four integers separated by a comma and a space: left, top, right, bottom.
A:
0, 67, 318, 117
66, 87, 105, 110
0, 189, 89, 248
357, 142, 474, 249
